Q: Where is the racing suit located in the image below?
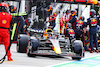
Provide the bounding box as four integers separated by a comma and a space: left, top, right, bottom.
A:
75, 20, 86, 40
65, 28, 75, 50
69, 16, 77, 30
86, 17, 98, 51
75, 20, 86, 49
10, 8, 26, 41
0, 12, 12, 57
14, 16, 26, 41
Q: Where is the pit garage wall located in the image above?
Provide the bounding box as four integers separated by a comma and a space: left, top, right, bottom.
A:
71, 4, 90, 22
25, 1, 37, 20
78, 5, 90, 22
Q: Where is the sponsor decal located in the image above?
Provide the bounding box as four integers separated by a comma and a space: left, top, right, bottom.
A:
3, 13, 5, 15
2, 20, 7, 24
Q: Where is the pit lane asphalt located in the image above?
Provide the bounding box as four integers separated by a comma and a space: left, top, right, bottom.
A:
0, 43, 100, 67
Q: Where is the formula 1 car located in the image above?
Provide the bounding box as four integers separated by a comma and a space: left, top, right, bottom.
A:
17, 27, 84, 60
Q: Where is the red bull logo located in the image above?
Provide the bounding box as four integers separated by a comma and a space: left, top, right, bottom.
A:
91, 19, 97, 26
69, 30, 75, 37
91, 19, 96, 22
69, 30, 75, 34
77, 21, 83, 26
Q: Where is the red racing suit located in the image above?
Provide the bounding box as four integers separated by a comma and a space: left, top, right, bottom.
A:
0, 12, 12, 57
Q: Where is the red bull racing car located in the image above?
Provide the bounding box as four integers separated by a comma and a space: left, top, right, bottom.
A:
16, 27, 85, 60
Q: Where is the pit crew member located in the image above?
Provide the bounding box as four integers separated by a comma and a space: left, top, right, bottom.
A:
84, 9, 99, 53
0, 2, 13, 61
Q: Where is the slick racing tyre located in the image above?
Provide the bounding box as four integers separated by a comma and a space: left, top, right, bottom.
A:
72, 40, 83, 60
17, 34, 29, 53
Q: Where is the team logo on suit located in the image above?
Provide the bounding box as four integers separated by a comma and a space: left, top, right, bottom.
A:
2, 20, 7, 24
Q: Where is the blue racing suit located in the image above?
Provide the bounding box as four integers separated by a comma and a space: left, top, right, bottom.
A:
65, 28, 75, 50
69, 16, 77, 30
10, 9, 26, 41
75, 20, 86, 49
14, 16, 26, 41
86, 17, 98, 51
75, 20, 86, 41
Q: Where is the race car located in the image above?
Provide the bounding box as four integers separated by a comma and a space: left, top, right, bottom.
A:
17, 28, 85, 60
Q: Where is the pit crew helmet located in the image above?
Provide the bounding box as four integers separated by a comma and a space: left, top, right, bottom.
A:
90, 9, 96, 17
53, 12, 57, 16
67, 23, 71, 29
48, 5, 53, 12
66, 10, 69, 14
79, 16, 85, 21
71, 10, 77, 16
9, 5, 17, 13
26, 18, 31, 23
0, 2, 9, 13
27, 18, 33, 25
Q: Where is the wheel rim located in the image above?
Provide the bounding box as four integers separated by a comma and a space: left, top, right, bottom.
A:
17, 45, 19, 52
27, 41, 30, 54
